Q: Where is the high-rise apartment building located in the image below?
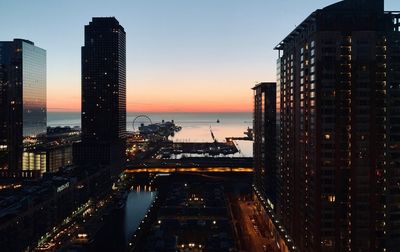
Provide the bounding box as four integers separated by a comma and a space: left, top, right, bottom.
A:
253, 82, 277, 207
0, 39, 46, 178
74, 17, 126, 172
274, 0, 400, 251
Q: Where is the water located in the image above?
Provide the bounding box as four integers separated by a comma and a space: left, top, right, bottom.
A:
48, 112, 253, 250
93, 190, 155, 251
48, 112, 253, 157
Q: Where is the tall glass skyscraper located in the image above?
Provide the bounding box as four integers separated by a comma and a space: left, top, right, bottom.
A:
0, 39, 46, 177
73, 17, 126, 173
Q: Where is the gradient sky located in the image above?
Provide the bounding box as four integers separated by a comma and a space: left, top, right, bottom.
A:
1, 0, 399, 112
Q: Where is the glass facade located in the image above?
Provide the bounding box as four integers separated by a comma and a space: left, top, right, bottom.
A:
22, 41, 46, 137
0, 39, 46, 176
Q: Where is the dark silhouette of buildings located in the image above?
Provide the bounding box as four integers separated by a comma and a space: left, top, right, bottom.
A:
0, 39, 46, 178
74, 17, 126, 173
81, 17, 126, 142
253, 83, 277, 207
0, 165, 111, 251
270, 0, 400, 251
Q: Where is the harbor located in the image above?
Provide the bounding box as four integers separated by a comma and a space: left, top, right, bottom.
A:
27, 113, 255, 252
127, 117, 253, 162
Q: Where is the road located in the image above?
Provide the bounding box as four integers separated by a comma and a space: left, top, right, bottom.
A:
237, 199, 279, 252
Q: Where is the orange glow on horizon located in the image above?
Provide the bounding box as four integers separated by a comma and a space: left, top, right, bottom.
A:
47, 78, 257, 113
48, 88, 253, 113
47, 101, 252, 113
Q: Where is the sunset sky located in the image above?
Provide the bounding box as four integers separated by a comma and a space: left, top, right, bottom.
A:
1, 0, 399, 112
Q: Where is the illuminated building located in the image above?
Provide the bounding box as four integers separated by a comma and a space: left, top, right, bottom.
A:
0, 39, 46, 178
73, 17, 126, 173
274, 0, 400, 251
22, 144, 73, 176
253, 82, 277, 207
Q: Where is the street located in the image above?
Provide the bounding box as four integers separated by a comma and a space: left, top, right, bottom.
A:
235, 198, 279, 252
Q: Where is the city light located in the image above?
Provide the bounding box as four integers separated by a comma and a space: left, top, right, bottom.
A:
1, 0, 399, 251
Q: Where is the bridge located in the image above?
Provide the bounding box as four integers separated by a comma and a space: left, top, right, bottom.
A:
125, 157, 253, 173
125, 167, 253, 173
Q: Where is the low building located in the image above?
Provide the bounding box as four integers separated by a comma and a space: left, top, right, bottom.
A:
0, 165, 112, 251
22, 144, 73, 176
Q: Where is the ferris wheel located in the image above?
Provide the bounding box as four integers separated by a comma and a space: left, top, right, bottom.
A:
132, 115, 153, 132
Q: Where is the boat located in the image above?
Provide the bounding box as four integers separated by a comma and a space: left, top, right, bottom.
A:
216, 119, 220, 123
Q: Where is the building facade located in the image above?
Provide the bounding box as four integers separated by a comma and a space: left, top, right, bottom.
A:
253, 83, 277, 208
0, 39, 46, 177
274, 0, 400, 251
22, 144, 73, 175
74, 17, 126, 173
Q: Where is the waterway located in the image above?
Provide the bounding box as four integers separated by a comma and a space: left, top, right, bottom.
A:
47, 112, 253, 250
92, 189, 155, 251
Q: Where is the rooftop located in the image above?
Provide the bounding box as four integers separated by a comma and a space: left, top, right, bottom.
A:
274, 0, 386, 50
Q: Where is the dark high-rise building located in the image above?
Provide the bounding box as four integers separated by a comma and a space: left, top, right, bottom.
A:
81, 17, 126, 142
0, 39, 46, 178
253, 83, 277, 207
274, 0, 400, 251
74, 17, 126, 172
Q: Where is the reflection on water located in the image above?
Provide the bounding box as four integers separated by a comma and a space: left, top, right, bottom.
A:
123, 189, 155, 243
93, 189, 155, 251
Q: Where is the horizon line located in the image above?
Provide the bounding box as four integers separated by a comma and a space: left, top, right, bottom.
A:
47, 110, 253, 113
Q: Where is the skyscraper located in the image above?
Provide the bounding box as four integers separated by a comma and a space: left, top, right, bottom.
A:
0, 39, 46, 178
253, 82, 277, 207
74, 17, 126, 173
274, 0, 400, 251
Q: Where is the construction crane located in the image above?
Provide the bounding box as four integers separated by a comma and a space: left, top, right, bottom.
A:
209, 126, 218, 143
231, 140, 243, 157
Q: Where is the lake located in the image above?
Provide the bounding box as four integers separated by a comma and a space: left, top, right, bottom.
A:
48, 112, 253, 157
